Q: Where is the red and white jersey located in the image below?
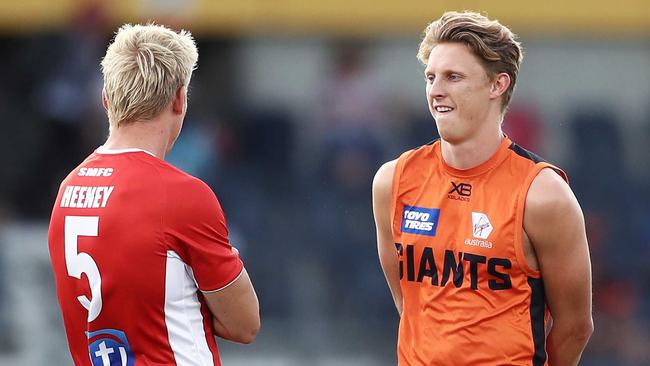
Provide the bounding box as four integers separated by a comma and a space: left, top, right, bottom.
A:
48, 147, 244, 366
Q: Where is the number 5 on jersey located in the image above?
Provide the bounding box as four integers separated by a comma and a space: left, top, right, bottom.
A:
65, 216, 102, 322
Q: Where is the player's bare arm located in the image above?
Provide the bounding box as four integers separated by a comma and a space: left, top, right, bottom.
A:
203, 268, 260, 344
524, 168, 594, 366
372, 159, 403, 316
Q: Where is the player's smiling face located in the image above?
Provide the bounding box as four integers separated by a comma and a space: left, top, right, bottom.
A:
424, 43, 494, 143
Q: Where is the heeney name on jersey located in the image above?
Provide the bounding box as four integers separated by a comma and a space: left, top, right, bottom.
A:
60, 186, 114, 209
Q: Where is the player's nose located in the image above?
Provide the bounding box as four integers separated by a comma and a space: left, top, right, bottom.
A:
427, 78, 446, 99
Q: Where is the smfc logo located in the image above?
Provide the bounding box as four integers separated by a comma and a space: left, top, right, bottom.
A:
87, 329, 134, 366
78, 167, 113, 177
402, 206, 440, 236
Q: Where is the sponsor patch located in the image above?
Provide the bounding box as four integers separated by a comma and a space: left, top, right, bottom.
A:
471, 212, 493, 239
401, 205, 440, 236
87, 329, 134, 366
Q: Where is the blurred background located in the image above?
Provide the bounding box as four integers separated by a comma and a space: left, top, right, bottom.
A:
0, 0, 648, 365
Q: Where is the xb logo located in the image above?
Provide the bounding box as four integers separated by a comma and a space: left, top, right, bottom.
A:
449, 182, 472, 197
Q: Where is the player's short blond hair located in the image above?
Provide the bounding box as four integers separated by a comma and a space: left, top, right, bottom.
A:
417, 11, 523, 112
101, 23, 198, 127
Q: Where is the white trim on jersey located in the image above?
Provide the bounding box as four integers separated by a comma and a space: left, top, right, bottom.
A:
164, 250, 216, 366
95, 146, 157, 157
200, 267, 244, 294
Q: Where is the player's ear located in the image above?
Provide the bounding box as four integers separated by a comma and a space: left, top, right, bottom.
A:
489, 73, 511, 100
102, 90, 108, 110
172, 86, 186, 115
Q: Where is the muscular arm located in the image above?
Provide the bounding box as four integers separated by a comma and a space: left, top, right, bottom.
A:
203, 268, 260, 344
372, 159, 403, 316
524, 169, 593, 366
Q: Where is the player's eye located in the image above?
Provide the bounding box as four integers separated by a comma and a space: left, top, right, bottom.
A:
424, 75, 435, 84
448, 73, 461, 81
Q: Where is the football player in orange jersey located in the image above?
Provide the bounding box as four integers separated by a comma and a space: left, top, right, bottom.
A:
372, 11, 593, 366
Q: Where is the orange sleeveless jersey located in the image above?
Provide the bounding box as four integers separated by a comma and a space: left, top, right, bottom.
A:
391, 136, 567, 366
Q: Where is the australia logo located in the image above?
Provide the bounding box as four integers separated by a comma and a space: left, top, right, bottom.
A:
471, 212, 493, 239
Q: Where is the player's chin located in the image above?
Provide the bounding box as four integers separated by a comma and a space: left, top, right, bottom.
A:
435, 119, 458, 139
437, 127, 468, 145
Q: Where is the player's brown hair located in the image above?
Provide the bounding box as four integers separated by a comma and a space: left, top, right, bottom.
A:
101, 23, 198, 127
417, 11, 523, 112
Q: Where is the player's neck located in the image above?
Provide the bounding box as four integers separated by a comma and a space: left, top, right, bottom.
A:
440, 124, 504, 170
102, 118, 175, 159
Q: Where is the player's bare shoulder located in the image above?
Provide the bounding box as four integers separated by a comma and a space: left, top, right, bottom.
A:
523, 167, 585, 253
373, 159, 397, 197
526, 168, 578, 218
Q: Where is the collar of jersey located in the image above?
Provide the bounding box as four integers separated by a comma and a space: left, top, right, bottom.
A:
437, 135, 512, 178
95, 146, 157, 157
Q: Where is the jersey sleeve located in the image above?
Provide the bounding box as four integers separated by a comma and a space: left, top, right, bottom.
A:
164, 177, 244, 292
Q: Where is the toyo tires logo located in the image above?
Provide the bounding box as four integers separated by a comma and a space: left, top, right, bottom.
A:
401, 206, 440, 236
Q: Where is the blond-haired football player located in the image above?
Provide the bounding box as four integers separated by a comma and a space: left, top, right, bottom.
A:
49, 23, 260, 366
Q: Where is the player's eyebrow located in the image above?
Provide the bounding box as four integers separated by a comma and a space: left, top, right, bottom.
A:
424, 68, 465, 77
